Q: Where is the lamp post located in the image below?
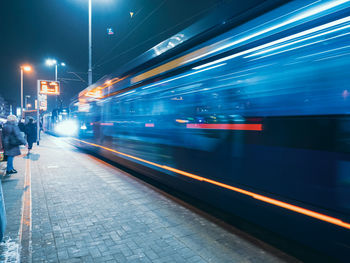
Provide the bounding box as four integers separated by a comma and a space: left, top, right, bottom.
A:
45, 59, 65, 109
88, 0, 92, 85
20, 65, 32, 118
46, 59, 66, 81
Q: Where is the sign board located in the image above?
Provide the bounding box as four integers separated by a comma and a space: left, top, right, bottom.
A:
36, 94, 47, 111
39, 80, 60, 95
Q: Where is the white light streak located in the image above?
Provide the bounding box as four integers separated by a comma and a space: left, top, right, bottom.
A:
185, 0, 349, 64
245, 18, 350, 58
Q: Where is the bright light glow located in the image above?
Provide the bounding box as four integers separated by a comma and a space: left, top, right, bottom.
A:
22, 65, 32, 72
61, 62, 66, 66
46, 59, 57, 66
54, 120, 78, 137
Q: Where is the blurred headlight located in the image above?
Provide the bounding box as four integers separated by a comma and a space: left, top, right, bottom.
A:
54, 120, 78, 137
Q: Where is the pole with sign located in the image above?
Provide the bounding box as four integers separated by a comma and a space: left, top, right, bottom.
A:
36, 80, 60, 145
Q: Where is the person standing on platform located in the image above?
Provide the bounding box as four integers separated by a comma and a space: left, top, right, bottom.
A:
18, 119, 25, 132
24, 118, 37, 154
2, 115, 27, 176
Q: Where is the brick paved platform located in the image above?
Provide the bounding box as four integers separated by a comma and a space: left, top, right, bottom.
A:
0, 134, 298, 262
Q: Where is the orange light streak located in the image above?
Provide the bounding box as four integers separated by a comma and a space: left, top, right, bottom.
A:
80, 76, 128, 99
72, 138, 350, 230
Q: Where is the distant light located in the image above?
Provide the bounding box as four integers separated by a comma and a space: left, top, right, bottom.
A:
130, 12, 134, 18
61, 62, 66, 66
46, 59, 57, 66
105, 80, 112, 85
22, 65, 32, 72
107, 28, 114, 35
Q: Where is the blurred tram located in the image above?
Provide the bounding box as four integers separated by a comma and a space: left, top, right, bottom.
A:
70, 0, 350, 260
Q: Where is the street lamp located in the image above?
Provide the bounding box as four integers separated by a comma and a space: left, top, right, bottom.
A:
20, 65, 32, 118
45, 59, 66, 109
88, 0, 92, 86
46, 59, 66, 81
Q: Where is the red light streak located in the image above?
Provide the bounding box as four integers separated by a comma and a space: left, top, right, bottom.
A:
100, 123, 114, 126
71, 138, 350, 230
186, 123, 263, 131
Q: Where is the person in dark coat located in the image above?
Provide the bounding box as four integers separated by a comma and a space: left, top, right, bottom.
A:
2, 115, 27, 175
24, 118, 37, 153
18, 119, 25, 132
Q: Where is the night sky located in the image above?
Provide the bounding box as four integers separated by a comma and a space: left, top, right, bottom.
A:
0, 0, 225, 110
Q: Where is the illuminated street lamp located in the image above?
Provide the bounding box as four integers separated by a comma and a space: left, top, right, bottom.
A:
45, 59, 65, 109
20, 65, 32, 118
45, 59, 66, 81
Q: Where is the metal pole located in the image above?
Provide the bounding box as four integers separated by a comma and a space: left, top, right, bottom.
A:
36, 81, 40, 145
88, 0, 92, 86
20, 68, 23, 118
55, 64, 58, 81
55, 64, 58, 108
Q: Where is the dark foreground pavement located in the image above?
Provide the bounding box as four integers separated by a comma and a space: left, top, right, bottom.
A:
0, 134, 298, 263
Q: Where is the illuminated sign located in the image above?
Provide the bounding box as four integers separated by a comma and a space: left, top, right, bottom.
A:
39, 80, 60, 95
38, 94, 47, 111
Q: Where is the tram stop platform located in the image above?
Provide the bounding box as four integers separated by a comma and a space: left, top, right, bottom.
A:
0, 134, 298, 262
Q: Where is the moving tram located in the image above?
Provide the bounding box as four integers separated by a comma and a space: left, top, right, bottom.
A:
70, 0, 350, 260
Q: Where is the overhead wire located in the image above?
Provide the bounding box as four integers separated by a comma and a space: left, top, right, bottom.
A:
93, 0, 169, 68
93, 0, 221, 70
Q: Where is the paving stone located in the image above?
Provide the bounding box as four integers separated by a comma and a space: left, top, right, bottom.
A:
0, 135, 298, 262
